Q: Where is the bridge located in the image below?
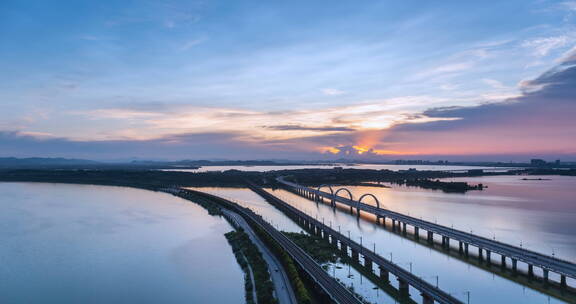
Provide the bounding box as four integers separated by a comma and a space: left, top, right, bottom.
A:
277, 177, 576, 288
248, 183, 464, 304
169, 187, 363, 304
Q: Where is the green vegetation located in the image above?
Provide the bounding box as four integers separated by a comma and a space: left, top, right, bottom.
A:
249, 223, 313, 304
225, 230, 276, 304
284, 232, 416, 304
392, 178, 484, 192
172, 191, 222, 215
283, 232, 337, 264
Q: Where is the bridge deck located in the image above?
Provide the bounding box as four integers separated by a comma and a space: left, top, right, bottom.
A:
278, 178, 576, 280
178, 188, 363, 304
249, 184, 463, 304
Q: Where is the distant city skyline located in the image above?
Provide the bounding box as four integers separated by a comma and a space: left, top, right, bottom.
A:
1, 0, 575, 160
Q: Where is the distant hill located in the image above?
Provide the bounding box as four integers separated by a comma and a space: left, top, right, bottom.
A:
0, 157, 100, 168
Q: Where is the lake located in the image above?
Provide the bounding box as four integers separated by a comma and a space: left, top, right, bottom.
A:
192, 174, 575, 303
0, 182, 244, 304
165, 163, 513, 172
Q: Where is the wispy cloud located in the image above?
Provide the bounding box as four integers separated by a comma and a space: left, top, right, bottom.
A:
521, 35, 573, 57
321, 88, 346, 96
178, 38, 205, 51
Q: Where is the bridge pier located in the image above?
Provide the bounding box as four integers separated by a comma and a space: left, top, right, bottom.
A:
341, 243, 348, 255
365, 257, 373, 272
379, 266, 390, 282
486, 250, 491, 265
459, 241, 463, 254
464, 243, 469, 256
501, 255, 506, 268
398, 278, 410, 297
422, 293, 434, 304
392, 220, 397, 231
441, 236, 450, 249
528, 264, 534, 278
351, 249, 359, 262
479, 247, 483, 261
512, 259, 517, 273
402, 222, 407, 234
561, 275, 567, 288
543, 269, 549, 284
414, 226, 419, 239
427, 231, 433, 243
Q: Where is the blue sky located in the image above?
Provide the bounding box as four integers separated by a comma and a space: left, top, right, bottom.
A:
1, 0, 575, 160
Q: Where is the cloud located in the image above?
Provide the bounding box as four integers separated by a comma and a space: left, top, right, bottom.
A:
412, 62, 474, 80
481, 78, 507, 89
178, 38, 204, 51
0, 130, 319, 160
373, 56, 576, 157
321, 88, 346, 96
265, 125, 354, 132
521, 35, 573, 57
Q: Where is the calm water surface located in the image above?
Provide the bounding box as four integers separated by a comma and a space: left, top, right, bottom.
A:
0, 183, 244, 304
166, 164, 510, 172
341, 175, 576, 262
193, 184, 570, 303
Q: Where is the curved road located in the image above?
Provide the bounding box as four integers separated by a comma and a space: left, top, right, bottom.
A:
223, 209, 297, 304
180, 189, 363, 304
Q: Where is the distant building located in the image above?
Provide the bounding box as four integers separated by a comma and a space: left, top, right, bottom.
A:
468, 169, 484, 174
530, 159, 547, 166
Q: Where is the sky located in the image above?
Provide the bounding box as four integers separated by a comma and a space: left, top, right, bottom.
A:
1, 0, 575, 161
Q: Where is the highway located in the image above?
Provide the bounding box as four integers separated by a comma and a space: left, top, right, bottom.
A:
174, 188, 363, 304
249, 183, 464, 304
223, 209, 297, 304
277, 177, 576, 283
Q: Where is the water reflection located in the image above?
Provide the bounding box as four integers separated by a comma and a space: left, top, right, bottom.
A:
268, 188, 568, 303
164, 164, 508, 172
339, 175, 576, 262
0, 183, 244, 304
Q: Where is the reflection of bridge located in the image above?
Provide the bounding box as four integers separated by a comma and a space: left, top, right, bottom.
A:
171, 188, 363, 304
278, 177, 576, 288
248, 183, 463, 304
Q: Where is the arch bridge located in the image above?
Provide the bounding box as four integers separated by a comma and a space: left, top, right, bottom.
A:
277, 176, 576, 289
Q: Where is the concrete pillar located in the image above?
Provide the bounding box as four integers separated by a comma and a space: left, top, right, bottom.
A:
459, 241, 463, 254
478, 247, 483, 260
414, 226, 420, 239
445, 237, 449, 248
464, 243, 469, 256
422, 293, 434, 304
427, 231, 433, 243
543, 269, 549, 283
512, 259, 517, 272
441, 236, 446, 247
398, 278, 410, 296
392, 220, 397, 231
379, 266, 390, 282
561, 275, 567, 288
341, 243, 348, 255
528, 264, 534, 277
486, 250, 491, 264
351, 249, 359, 261
365, 258, 373, 272
402, 222, 407, 234
501, 255, 506, 268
